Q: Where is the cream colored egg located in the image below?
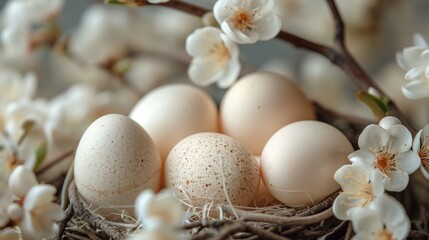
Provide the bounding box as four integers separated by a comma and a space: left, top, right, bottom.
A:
261, 121, 353, 207
220, 72, 315, 155
165, 132, 260, 212
74, 114, 161, 219
129, 84, 219, 161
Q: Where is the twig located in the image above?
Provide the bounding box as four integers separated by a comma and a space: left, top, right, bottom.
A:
221, 206, 334, 226
55, 203, 74, 240
68, 181, 125, 239
36, 148, 75, 175
295, 191, 338, 217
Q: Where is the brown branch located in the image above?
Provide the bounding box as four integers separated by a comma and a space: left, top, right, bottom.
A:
131, 0, 416, 134
36, 148, 75, 175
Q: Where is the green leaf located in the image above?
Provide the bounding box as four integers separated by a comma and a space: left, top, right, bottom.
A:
33, 143, 48, 171
356, 91, 390, 119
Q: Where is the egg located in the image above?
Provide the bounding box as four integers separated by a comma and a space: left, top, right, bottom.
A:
220, 72, 315, 155
253, 156, 281, 207
129, 84, 219, 161
74, 114, 161, 219
261, 121, 353, 207
165, 132, 260, 213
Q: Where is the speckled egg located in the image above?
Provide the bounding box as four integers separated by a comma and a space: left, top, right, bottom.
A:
261, 121, 353, 207
165, 132, 260, 211
74, 114, 161, 219
220, 72, 315, 155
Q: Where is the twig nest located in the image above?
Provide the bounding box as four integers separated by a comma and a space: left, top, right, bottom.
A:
261, 120, 353, 207
74, 114, 162, 220
220, 71, 315, 155
165, 132, 260, 215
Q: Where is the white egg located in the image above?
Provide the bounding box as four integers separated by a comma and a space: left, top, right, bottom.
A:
74, 114, 161, 219
261, 121, 353, 207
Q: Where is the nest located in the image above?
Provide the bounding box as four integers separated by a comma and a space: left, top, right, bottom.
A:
56, 164, 349, 240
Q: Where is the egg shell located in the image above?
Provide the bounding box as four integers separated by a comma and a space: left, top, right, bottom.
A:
220, 72, 315, 155
253, 156, 281, 207
165, 132, 260, 212
129, 84, 219, 161
261, 120, 353, 207
74, 114, 161, 218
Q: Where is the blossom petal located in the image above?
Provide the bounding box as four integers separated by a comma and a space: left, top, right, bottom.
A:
23, 185, 56, 211
387, 125, 412, 152
348, 149, 375, 166
396, 151, 420, 173
350, 208, 382, 233
401, 79, 429, 99
412, 128, 423, 152
255, 13, 281, 41
405, 66, 425, 80
378, 116, 401, 129
185, 27, 223, 57
373, 194, 408, 227
402, 46, 424, 69
8, 165, 37, 197
217, 57, 240, 88
420, 165, 429, 180
188, 58, 224, 86
352, 232, 376, 240
414, 33, 429, 48
383, 171, 408, 192
358, 125, 389, 150
221, 21, 258, 44
333, 193, 354, 220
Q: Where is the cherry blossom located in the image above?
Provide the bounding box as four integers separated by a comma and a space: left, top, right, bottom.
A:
213, 0, 281, 44
186, 26, 240, 88
350, 194, 410, 240
333, 164, 384, 220
348, 118, 420, 191
412, 124, 429, 179
396, 34, 429, 99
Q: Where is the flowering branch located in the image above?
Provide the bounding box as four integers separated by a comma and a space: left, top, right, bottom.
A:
121, 0, 416, 134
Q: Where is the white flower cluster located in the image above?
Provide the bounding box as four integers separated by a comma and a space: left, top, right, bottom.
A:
186, 0, 281, 88
396, 34, 429, 99
127, 189, 185, 240
333, 116, 424, 239
0, 166, 63, 240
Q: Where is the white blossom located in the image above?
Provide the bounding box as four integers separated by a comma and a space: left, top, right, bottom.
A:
213, 0, 281, 44
333, 164, 384, 220
19, 185, 63, 240
135, 189, 183, 227
351, 194, 410, 240
396, 34, 429, 99
0, 70, 37, 108
8, 166, 37, 198
186, 26, 240, 88
412, 124, 429, 179
348, 119, 420, 191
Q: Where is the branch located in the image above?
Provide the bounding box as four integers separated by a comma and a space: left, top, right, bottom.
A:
125, 0, 416, 134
